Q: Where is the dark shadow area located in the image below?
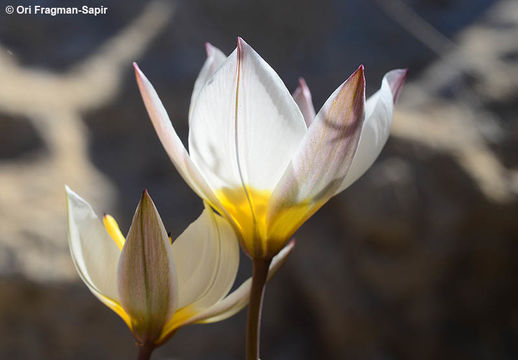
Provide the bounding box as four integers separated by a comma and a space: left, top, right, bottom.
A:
0, 114, 46, 159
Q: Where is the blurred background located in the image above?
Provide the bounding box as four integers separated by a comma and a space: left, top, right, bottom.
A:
0, 0, 517, 359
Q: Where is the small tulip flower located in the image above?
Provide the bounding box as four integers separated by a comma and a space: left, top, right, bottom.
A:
65, 186, 293, 357
134, 38, 406, 261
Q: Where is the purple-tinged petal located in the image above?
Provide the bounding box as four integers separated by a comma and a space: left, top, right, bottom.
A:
292, 77, 316, 126
118, 191, 178, 345
265, 66, 366, 253
335, 69, 408, 193
387, 68, 408, 104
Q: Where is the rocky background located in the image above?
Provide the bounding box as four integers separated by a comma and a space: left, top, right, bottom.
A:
0, 0, 517, 359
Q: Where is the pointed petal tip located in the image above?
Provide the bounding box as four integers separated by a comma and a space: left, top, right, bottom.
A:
133, 63, 145, 83
64, 185, 81, 200
297, 77, 310, 94
346, 64, 365, 82
348, 65, 365, 89
65, 185, 78, 203
235, 37, 247, 63
347, 65, 366, 94
297, 77, 312, 100
236, 36, 247, 51
292, 77, 315, 126
282, 238, 296, 255
141, 189, 152, 200
357, 64, 365, 78
138, 190, 155, 209
387, 68, 409, 104
205, 42, 214, 56
359, 66, 366, 84
391, 68, 409, 83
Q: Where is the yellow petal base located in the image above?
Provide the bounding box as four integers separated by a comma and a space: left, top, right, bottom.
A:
216, 186, 312, 258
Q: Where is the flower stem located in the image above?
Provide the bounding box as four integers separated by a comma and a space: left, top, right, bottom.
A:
137, 343, 155, 360
246, 257, 272, 360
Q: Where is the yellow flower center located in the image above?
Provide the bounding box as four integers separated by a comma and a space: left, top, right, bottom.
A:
216, 186, 314, 258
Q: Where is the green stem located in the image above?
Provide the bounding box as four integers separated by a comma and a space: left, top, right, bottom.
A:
136, 342, 155, 360
246, 257, 272, 360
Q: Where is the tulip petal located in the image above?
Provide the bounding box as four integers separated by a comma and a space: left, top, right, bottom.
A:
172, 205, 239, 310
156, 206, 241, 343
157, 240, 295, 344
118, 191, 178, 344
191, 239, 295, 324
66, 186, 120, 303
188, 37, 306, 193
134, 64, 224, 213
292, 77, 316, 127
188, 43, 227, 120
335, 69, 408, 193
266, 66, 365, 244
